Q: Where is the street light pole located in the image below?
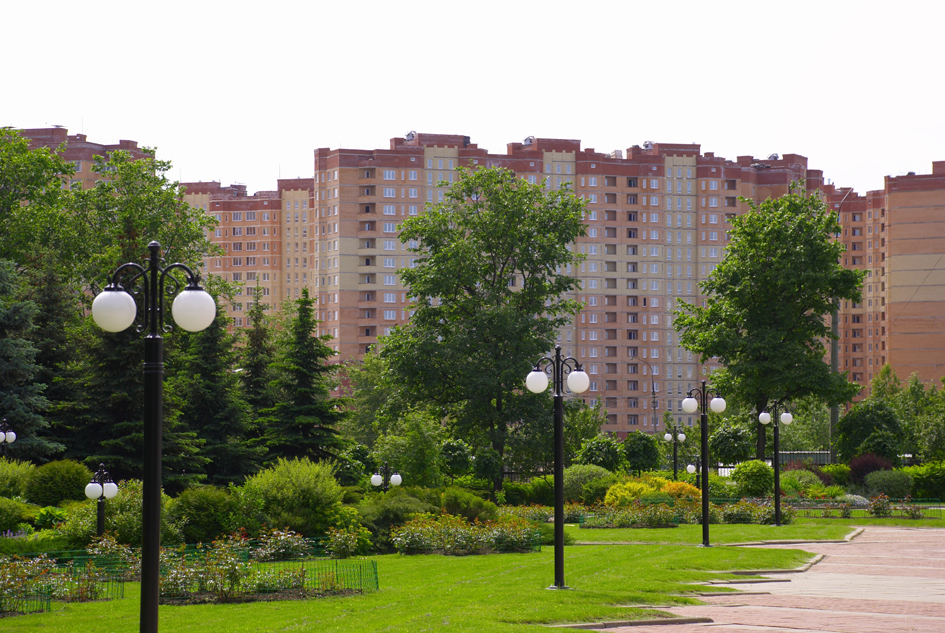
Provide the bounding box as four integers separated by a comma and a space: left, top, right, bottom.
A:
85, 463, 119, 538
663, 425, 686, 480
0, 419, 15, 458
91, 242, 215, 633
759, 406, 793, 526
370, 462, 402, 492
527, 345, 589, 590
682, 380, 726, 547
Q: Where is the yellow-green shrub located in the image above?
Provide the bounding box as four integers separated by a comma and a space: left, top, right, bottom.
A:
661, 481, 700, 499
604, 481, 656, 507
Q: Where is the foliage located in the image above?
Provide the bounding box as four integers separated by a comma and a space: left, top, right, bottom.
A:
440, 438, 472, 483
848, 453, 892, 485
581, 474, 621, 505
23, 459, 91, 507
325, 525, 371, 559
836, 400, 902, 464
780, 469, 822, 496
54, 479, 185, 548
240, 286, 278, 422
674, 188, 864, 459
167, 486, 238, 544
441, 487, 499, 523
249, 528, 312, 562
864, 470, 913, 499
867, 493, 892, 517
0, 497, 31, 532
0, 458, 34, 498
622, 431, 661, 474
901, 461, 945, 500
730, 460, 774, 498
603, 481, 656, 507
372, 411, 444, 488
562, 464, 612, 503
259, 290, 347, 462
241, 458, 343, 537
661, 481, 700, 499
34, 506, 67, 530
391, 513, 540, 555
576, 434, 624, 472
356, 488, 437, 552
709, 422, 754, 465
820, 463, 851, 487
380, 166, 587, 490
471, 446, 503, 488
342, 352, 407, 447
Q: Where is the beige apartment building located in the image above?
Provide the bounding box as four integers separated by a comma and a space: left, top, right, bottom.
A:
17, 127, 945, 434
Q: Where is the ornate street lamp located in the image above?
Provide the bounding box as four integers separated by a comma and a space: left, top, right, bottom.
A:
686, 458, 702, 490
527, 345, 589, 590
682, 380, 726, 547
634, 359, 660, 429
0, 419, 15, 458
663, 424, 687, 480
85, 463, 119, 538
370, 462, 402, 492
759, 407, 793, 526
91, 241, 215, 633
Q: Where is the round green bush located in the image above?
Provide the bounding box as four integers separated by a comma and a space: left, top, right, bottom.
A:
24, 460, 91, 507
0, 458, 35, 498
167, 485, 238, 544
731, 460, 774, 498
820, 463, 851, 487
562, 464, 612, 503
864, 469, 913, 499
0, 496, 29, 532
781, 469, 821, 492
440, 487, 498, 522
582, 474, 620, 504
242, 457, 343, 536
902, 461, 945, 500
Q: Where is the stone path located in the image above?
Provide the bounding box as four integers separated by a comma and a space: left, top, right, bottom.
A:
597, 527, 945, 633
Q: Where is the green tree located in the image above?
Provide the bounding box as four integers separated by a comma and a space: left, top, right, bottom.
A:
342, 352, 408, 447
836, 400, 902, 463
505, 399, 606, 476
674, 187, 864, 459
709, 422, 754, 465
440, 438, 472, 483
576, 433, 625, 472
372, 411, 444, 488
172, 298, 265, 486
259, 289, 347, 462
381, 166, 586, 489
240, 285, 277, 426
622, 431, 661, 475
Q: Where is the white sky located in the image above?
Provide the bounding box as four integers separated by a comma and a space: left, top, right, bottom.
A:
4, 1, 942, 195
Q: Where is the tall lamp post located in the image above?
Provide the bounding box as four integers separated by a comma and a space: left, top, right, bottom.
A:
370, 462, 402, 491
682, 381, 726, 547
526, 345, 589, 590
85, 463, 119, 538
759, 407, 793, 526
91, 241, 215, 633
635, 359, 660, 429
663, 424, 686, 480
0, 419, 15, 457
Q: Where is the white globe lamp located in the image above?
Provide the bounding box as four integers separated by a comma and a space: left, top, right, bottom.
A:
92, 289, 138, 332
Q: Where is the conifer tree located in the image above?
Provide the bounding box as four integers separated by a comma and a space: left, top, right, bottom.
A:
240, 285, 277, 425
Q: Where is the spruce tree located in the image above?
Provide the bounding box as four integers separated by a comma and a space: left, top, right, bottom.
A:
259, 289, 347, 462
240, 285, 277, 425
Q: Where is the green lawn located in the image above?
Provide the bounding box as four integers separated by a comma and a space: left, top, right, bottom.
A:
6, 543, 810, 633
570, 520, 854, 544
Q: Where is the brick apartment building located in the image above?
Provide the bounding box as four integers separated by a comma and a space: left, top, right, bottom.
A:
16, 127, 945, 436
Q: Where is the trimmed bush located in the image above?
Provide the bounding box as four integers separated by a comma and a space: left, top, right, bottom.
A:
820, 463, 851, 487
528, 476, 555, 507
500, 480, 533, 506
902, 461, 945, 500
731, 460, 774, 498
781, 469, 821, 494
242, 458, 343, 536
0, 496, 29, 532
865, 469, 913, 499
582, 474, 620, 504
562, 464, 612, 503
441, 487, 498, 522
167, 485, 238, 544
661, 481, 700, 499
357, 488, 437, 552
0, 458, 34, 498
24, 459, 91, 507
849, 453, 892, 485
604, 481, 656, 507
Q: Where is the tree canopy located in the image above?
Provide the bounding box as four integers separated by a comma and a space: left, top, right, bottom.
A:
673, 187, 864, 458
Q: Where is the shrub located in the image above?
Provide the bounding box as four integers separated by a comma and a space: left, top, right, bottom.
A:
803, 483, 845, 499
820, 464, 851, 487
391, 514, 540, 555
868, 493, 892, 517
23, 460, 91, 507
34, 506, 68, 530
849, 453, 892, 485
325, 526, 371, 558
781, 469, 821, 493
0, 458, 34, 498
864, 470, 913, 499
528, 476, 555, 507
441, 487, 498, 522
0, 529, 72, 556
357, 488, 437, 552
604, 481, 656, 507
533, 521, 576, 546
498, 504, 553, 523
721, 500, 757, 524
242, 458, 343, 536
639, 503, 677, 527
661, 481, 700, 499
500, 480, 533, 506
902, 461, 945, 500
249, 528, 310, 561
731, 460, 774, 498
582, 474, 620, 504
576, 434, 625, 472
167, 486, 238, 544
562, 464, 612, 503
0, 496, 29, 532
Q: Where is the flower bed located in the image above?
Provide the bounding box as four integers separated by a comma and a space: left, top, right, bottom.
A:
391, 514, 541, 555
580, 499, 794, 528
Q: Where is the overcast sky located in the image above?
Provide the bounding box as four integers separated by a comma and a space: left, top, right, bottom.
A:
5, 1, 942, 195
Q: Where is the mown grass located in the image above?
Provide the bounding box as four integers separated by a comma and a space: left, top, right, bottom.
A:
4, 543, 810, 633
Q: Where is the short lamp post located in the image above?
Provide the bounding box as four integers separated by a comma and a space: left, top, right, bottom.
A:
91, 241, 215, 633
370, 462, 402, 491
686, 458, 702, 490
682, 380, 726, 547
527, 345, 589, 590
85, 463, 119, 538
759, 407, 793, 526
0, 419, 15, 457
663, 425, 686, 480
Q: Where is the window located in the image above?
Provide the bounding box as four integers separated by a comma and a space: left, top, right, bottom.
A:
232, 212, 243, 221
384, 292, 396, 303
384, 240, 396, 250
409, 170, 417, 180
383, 257, 395, 268
384, 222, 397, 232
409, 205, 418, 216
383, 187, 396, 198
384, 310, 396, 320
408, 188, 418, 198
383, 169, 396, 180
384, 274, 397, 285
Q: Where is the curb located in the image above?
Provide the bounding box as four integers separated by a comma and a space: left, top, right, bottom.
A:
550, 617, 714, 629
728, 552, 825, 576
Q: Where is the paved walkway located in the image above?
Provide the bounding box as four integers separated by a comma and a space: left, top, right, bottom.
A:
598, 527, 945, 633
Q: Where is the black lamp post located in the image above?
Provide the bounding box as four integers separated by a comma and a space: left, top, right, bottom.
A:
634, 359, 660, 430
759, 406, 793, 526
370, 462, 402, 492
663, 424, 687, 480
682, 380, 726, 547
0, 419, 15, 458
527, 345, 589, 590
85, 463, 119, 538
687, 457, 702, 490
91, 242, 215, 633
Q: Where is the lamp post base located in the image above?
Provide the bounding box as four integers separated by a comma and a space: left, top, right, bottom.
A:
547, 584, 572, 591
